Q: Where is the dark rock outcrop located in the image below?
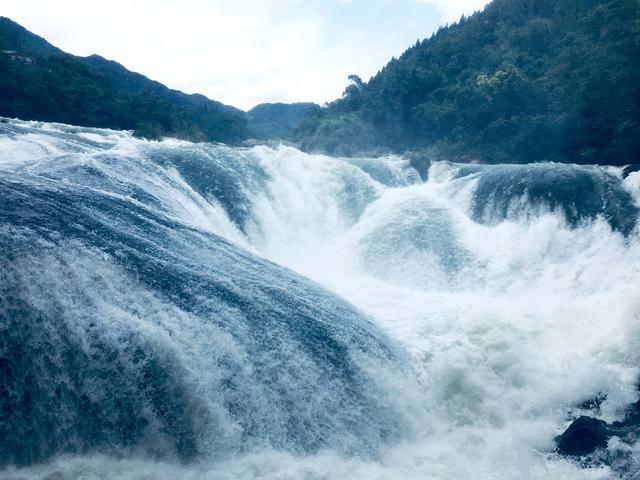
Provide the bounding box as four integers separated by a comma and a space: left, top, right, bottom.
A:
557, 394, 640, 466
556, 416, 609, 456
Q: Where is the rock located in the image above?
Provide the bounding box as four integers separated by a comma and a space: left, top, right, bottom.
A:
557, 387, 640, 478
556, 416, 609, 456
557, 395, 640, 459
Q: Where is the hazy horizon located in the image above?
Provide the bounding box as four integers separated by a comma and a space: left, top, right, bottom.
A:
2, 0, 490, 110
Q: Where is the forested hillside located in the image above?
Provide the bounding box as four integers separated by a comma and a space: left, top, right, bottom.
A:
0, 17, 247, 143
297, 0, 640, 165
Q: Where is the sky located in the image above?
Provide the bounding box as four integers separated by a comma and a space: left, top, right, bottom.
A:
2, 0, 490, 110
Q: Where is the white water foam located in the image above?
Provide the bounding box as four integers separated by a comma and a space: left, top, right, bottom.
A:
237, 146, 640, 479
1, 123, 639, 479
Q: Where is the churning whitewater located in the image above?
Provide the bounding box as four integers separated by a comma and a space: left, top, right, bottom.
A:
1, 119, 640, 479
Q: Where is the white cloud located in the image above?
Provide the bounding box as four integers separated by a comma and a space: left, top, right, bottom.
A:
417, 0, 490, 22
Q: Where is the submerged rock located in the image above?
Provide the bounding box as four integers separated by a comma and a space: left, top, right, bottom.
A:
556, 416, 609, 456
557, 394, 640, 477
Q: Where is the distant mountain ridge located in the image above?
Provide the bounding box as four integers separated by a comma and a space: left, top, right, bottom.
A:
296, 0, 640, 165
0, 17, 247, 143
247, 102, 317, 140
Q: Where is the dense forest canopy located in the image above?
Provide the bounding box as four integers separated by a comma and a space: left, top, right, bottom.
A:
0, 17, 247, 143
296, 0, 640, 165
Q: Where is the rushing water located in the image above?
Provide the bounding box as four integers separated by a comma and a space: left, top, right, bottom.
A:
1, 119, 639, 479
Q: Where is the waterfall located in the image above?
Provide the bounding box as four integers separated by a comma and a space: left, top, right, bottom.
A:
1, 118, 639, 479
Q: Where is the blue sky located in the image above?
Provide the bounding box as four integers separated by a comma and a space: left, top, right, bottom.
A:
2, 0, 489, 110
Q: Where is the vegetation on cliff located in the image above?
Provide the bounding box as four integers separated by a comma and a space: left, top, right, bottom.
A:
297, 0, 640, 165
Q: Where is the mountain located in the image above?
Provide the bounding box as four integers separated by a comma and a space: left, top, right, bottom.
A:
296, 0, 640, 165
0, 17, 247, 143
247, 102, 317, 140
